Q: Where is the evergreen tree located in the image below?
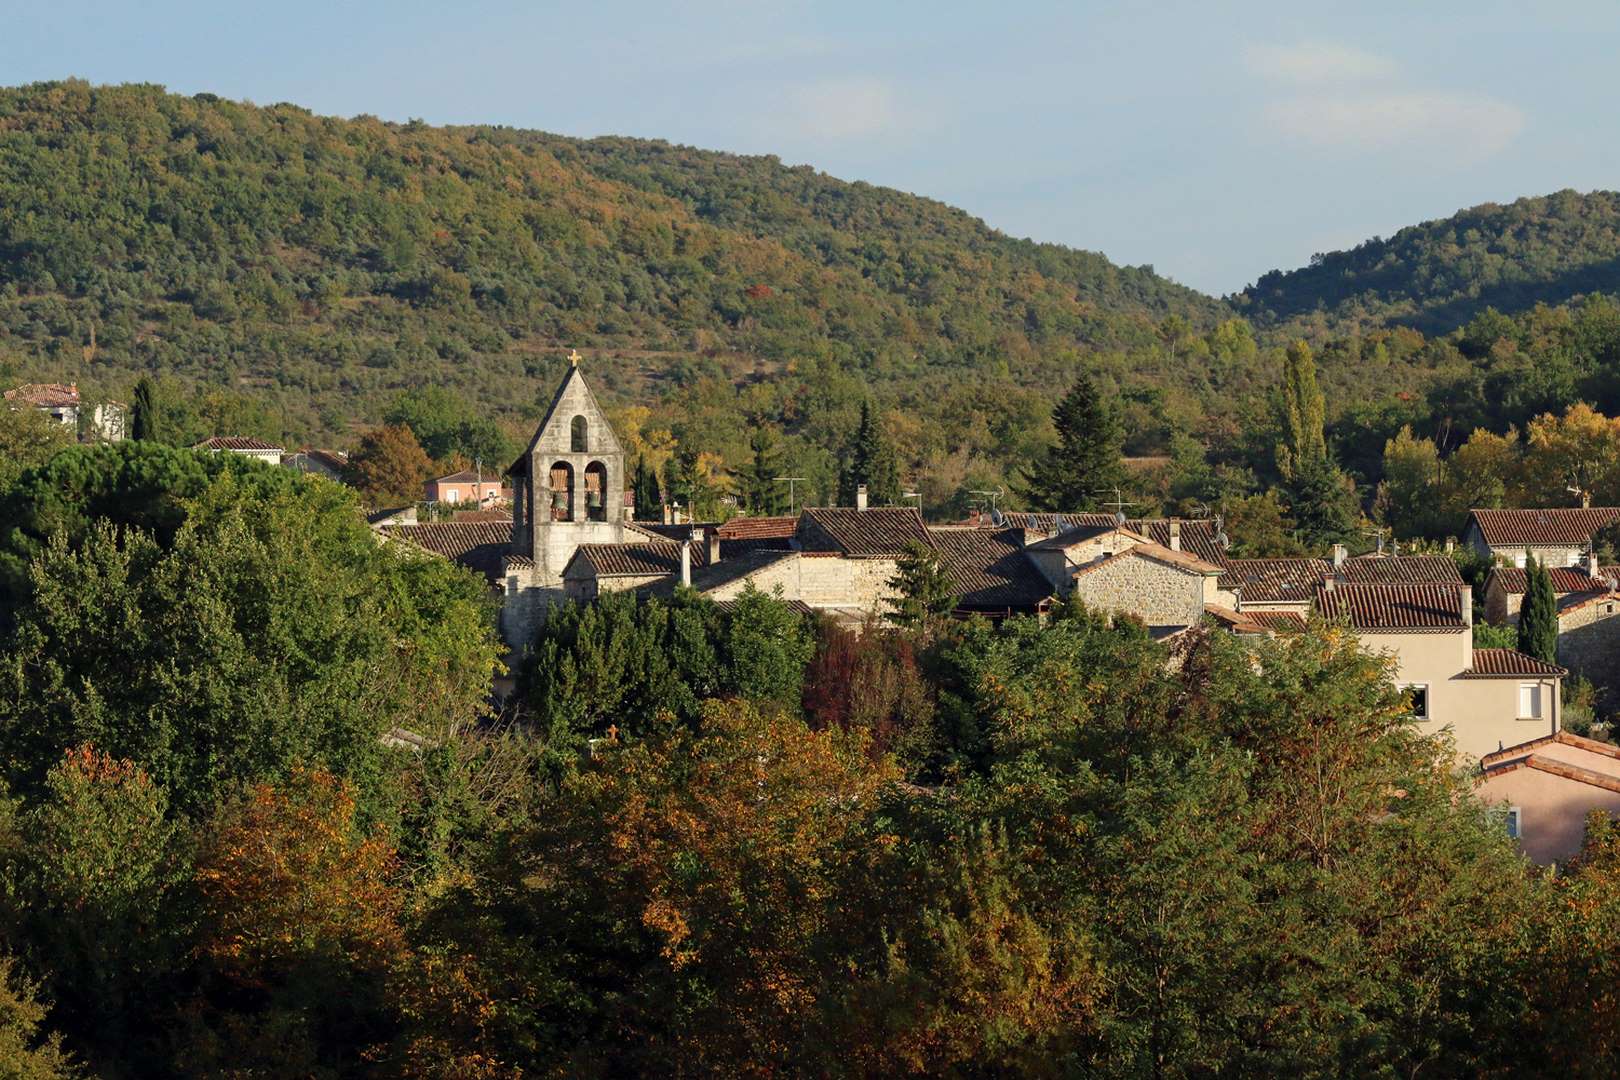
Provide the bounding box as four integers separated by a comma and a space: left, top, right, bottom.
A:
1518, 554, 1560, 664
1279, 339, 1327, 480
1019, 370, 1125, 512
130, 376, 164, 444
887, 541, 958, 633
1287, 457, 1361, 548
632, 455, 662, 521
745, 428, 785, 515
838, 401, 901, 507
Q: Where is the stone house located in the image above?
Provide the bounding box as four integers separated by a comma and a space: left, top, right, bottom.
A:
1067, 542, 1227, 636
1465, 507, 1620, 567
1483, 557, 1620, 625
194, 436, 284, 466
1477, 731, 1620, 864
1315, 582, 1565, 761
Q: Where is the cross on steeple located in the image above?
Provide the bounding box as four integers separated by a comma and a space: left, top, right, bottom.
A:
568, 348, 582, 368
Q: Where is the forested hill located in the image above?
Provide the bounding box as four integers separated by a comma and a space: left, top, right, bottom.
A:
1237, 190, 1620, 335
0, 79, 1221, 443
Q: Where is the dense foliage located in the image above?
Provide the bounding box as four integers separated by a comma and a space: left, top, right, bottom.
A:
1240, 189, 1620, 333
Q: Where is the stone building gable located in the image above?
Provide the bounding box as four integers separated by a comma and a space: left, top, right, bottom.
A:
517, 364, 624, 464
1069, 548, 1210, 632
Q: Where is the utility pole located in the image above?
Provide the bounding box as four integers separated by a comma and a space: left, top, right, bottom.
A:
774, 475, 806, 510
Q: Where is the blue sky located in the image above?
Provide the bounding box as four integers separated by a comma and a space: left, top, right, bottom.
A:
6, 1, 1618, 294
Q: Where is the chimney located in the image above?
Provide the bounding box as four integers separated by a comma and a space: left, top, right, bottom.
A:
1460, 582, 1473, 627
662, 503, 673, 525
1168, 520, 1181, 552
1332, 543, 1347, 570
1445, 537, 1455, 554
1589, 548, 1601, 580
856, 484, 868, 512
679, 538, 692, 588
707, 527, 721, 565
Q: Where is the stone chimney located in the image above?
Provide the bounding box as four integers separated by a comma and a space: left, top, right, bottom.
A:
679, 538, 692, 588
856, 484, 868, 512
1332, 543, 1347, 570
707, 527, 721, 565
1168, 520, 1182, 552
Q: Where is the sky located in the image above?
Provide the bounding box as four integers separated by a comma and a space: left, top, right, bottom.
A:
5, 1, 1619, 295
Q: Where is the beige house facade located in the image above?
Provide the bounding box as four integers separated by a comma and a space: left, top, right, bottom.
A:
1478, 731, 1620, 864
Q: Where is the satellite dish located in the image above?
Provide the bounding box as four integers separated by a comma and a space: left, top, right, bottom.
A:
989, 507, 1006, 527
1114, 510, 1127, 527
1216, 531, 1231, 550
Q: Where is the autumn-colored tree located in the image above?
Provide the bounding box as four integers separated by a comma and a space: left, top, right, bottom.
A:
185, 769, 404, 1074
1521, 403, 1620, 506
345, 423, 433, 507
802, 619, 937, 771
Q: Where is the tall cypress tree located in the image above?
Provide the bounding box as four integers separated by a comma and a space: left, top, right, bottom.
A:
838, 401, 901, 507
1517, 553, 1559, 665
632, 455, 662, 521
131, 376, 164, 443
1020, 370, 1124, 512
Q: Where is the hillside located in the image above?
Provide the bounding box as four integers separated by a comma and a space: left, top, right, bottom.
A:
1237, 190, 1620, 335
0, 80, 1223, 451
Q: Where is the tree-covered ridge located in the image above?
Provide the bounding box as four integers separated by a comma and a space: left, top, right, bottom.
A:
0, 79, 1218, 449
1239, 190, 1620, 334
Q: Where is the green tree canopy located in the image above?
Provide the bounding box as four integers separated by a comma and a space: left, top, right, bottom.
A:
1019, 370, 1125, 512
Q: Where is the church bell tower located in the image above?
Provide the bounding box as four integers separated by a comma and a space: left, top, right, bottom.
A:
507, 351, 626, 585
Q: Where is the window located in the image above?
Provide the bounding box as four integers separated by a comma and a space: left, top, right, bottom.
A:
570, 415, 588, 453
1401, 684, 1430, 720
1519, 683, 1543, 720
1505, 806, 1521, 841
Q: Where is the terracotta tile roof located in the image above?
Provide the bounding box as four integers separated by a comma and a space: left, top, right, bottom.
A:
1025, 523, 1152, 552
381, 521, 512, 586
797, 508, 932, 557
1460, 648, 1568, 678
927, 527, 1056, 613
503, 554, 535, 570
1247, 610, 1308, 632
194, 436, 283, 452
1480, 729, 1620, 767
1002, 513, 1226, 564
567, 541, 711, 578
1219, 558, 1331, 603
4, 382, 78, 408
1558, 590, 1620, 617
716, 516, 799, 541
1487, 565, 1618, 596
1203, 604, 1270, 634
1467, 507, 1620, 547
1314, 583, 1467, 630
430, 469, 501, 484
1481, 754, 1620, 794
1339, 555, 1463, 584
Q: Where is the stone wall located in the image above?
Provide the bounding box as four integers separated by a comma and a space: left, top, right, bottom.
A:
1070, 554, 1205, 628
1559, 598, 1620, 698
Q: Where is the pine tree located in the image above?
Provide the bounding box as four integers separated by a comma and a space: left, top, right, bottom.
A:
746, 428, 785, 515
1288, 457, 1360, 548
838, 401, 901, 507
1019, 370, 1124, 512
1279, 339, 1327, 480
1518, 554, 1559, 665
131, 376, 164, 443
887, 541, 958, 633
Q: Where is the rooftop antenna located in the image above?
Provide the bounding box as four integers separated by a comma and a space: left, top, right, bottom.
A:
1364, 524, 1386, 555
903, 490, 923, 513
1092, 486, 1137, 527
969, 488, 1004, 515
774, 476, 806, 509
